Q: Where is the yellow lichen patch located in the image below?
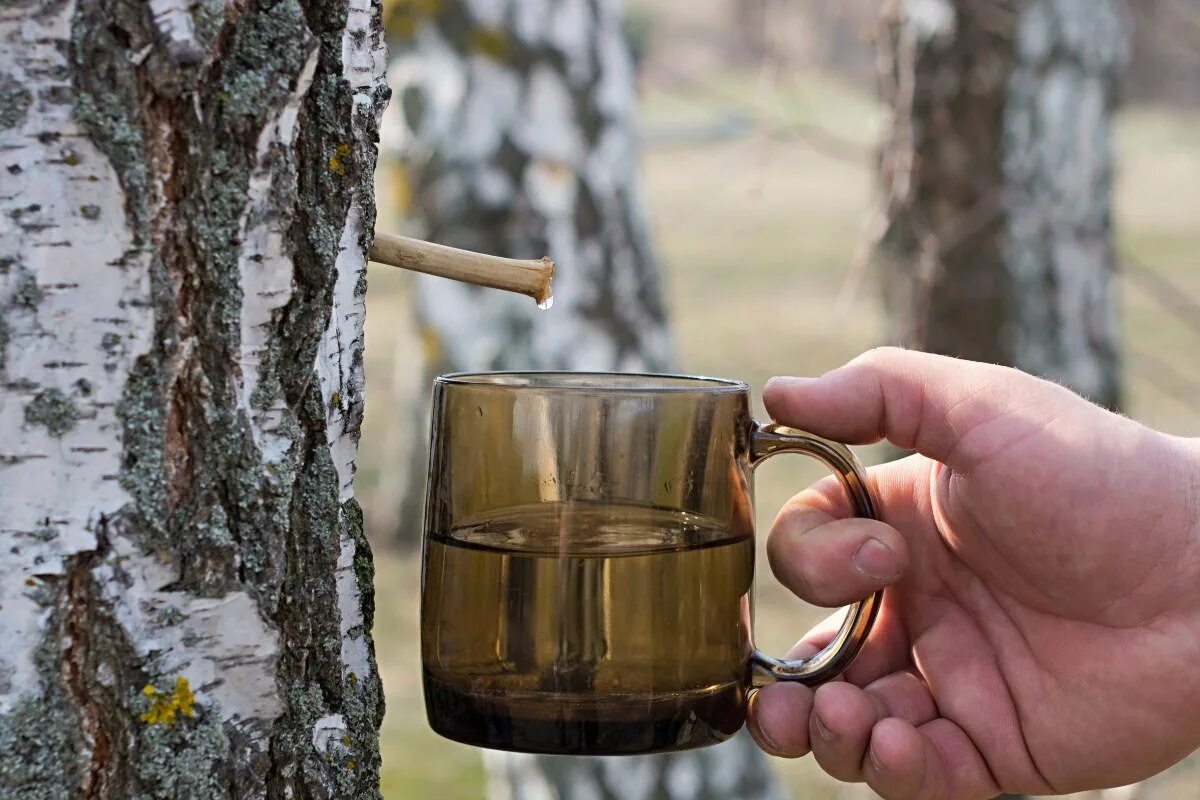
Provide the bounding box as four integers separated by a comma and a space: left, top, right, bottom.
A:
327, 143, 352, 175
141, 676, 197, 727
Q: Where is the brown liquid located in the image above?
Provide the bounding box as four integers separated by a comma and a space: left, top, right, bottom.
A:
421, 501, 755, 754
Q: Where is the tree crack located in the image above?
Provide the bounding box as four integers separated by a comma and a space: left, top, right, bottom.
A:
60, 529, 112, 800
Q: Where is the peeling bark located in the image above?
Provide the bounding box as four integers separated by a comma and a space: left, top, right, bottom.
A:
384, 0, 777, 797
874, 0, 1129, 409
0, 0, 389, 795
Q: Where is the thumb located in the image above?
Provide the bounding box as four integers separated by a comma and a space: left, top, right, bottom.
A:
763, 348, 1073, 472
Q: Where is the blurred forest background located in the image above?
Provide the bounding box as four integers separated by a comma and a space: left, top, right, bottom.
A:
358, 0, 1200, 797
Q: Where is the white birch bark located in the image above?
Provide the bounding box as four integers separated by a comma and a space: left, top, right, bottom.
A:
0, 0, 389, 795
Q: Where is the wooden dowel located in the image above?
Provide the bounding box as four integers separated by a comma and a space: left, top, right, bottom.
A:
369, 233, 555, 305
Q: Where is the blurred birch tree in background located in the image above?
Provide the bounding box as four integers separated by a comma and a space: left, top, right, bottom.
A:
870, 2, 1129, 797
872, 0, 1130, 410
381, 0, 780, 797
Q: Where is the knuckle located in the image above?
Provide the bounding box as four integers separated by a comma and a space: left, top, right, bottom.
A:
772, 495, 823, 533
854, 346, 907, 370
766, 532, 821, 597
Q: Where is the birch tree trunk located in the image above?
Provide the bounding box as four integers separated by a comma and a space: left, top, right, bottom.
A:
384, 1, 779, 797
875, 2, 1129, 794
874, 0, 1129, 409
0, 0, 389, 796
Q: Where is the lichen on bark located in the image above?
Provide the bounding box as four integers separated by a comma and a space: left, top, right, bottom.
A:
0, 635, 81, 800
24, 388, 79, 436
0, 74, 33, 130
130, 700, 233, 800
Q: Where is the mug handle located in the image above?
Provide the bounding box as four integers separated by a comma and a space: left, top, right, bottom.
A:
748, 422, 883, 686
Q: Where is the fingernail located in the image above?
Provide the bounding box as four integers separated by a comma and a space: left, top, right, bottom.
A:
869, 746, 885, 773
813, 713, 836, 742
752, 722, 781, 755
853, 537, 900, 581
747, 694, 782, 755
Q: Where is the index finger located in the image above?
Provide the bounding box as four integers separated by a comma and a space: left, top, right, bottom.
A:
763, 347, 1069, 472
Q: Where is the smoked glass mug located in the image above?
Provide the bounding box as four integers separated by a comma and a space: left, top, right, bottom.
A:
421, 373, 881, 755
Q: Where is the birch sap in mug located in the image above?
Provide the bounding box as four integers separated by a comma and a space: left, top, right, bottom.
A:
420, 373, 881, 755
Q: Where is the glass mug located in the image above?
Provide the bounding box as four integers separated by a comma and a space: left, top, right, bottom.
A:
421, 373, 881, 755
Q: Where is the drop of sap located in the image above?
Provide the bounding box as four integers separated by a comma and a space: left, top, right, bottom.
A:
537, 295, 554, 311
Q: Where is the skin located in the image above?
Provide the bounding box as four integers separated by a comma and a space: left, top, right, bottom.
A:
745, 348, 1200, 799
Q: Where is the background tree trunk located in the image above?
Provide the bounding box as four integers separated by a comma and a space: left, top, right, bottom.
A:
875, 1, 1130, 796
874, 0, 1130, 410
0, 0, 388, 797
386, 0, 673, 374
384, 0, 779, 797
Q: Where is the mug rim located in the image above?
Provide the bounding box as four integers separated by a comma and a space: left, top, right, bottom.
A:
436, 370, 749, 393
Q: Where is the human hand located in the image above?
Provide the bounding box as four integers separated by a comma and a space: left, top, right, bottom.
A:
746, 348, 1200, 799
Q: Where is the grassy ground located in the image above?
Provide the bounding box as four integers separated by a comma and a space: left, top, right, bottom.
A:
361, 66, 1200, 799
